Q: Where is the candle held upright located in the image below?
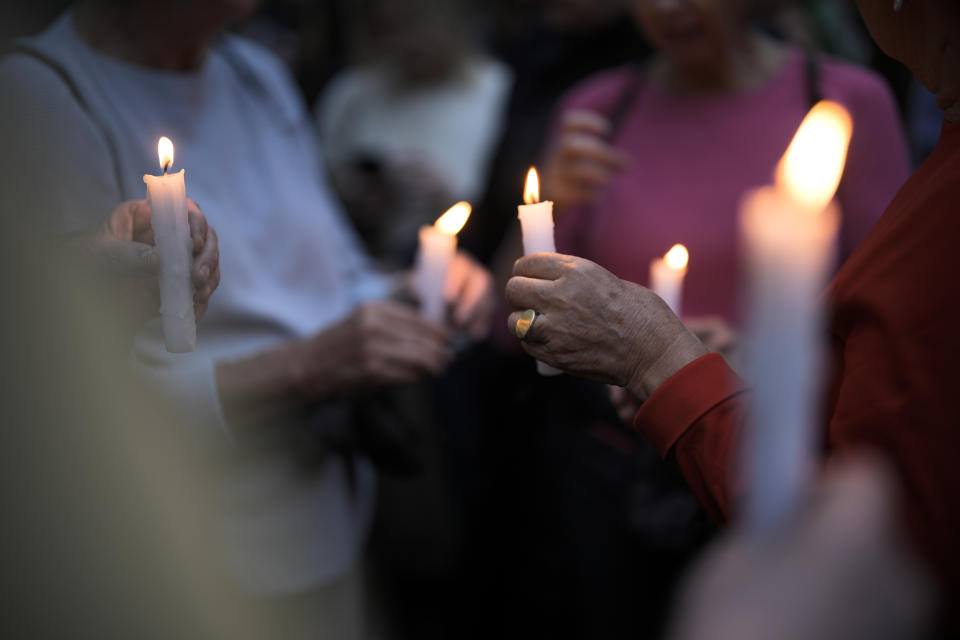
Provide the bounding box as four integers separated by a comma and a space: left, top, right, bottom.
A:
739, 100, 852, 532
143, 136, 196, 353
650, 243, 689, 315
518, 167, 562, 376
415, 201, 471, 324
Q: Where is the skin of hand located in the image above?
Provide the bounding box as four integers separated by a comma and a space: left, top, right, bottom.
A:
67, 199, 220, 322
666, 455, 933, 640
285, 300, 454, 399
403, 250, 495, 340
606, 315, 739, 425
215, 300, 456, 429
505, 252, 708, 401
542, 109, 631, 215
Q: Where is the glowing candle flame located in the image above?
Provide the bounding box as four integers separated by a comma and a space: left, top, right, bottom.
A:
664, 244, 689, 271
435, 201, 472, 235
523, 167, 540, 205
775, 101, 852, 213
158, 136, 175, 173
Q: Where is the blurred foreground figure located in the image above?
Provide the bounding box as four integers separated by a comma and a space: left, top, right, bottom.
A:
0, 2, 493, 636
506, 0, 960, 626
0, 220, 262, 638
668, 457, 932, 640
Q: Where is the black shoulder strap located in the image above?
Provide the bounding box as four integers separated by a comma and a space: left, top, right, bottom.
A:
606, 63, 646, 142
4, 43, 125, 199
804, 49, 823, 109
566, 64, 646, 249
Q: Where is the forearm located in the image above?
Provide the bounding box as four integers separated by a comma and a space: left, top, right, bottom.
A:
632, 353, 751, 522
215, 340, 305, 432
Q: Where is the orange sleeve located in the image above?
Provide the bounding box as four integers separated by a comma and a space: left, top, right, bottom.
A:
633, 353, 751, 522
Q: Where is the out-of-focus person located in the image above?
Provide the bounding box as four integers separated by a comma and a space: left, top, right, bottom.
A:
667, 455, 932, 640
0, 1, 493, 637
316, 0, 512, 267
542, 0, 910, 339
505, 0, 960, 613
0, 215, 262, 640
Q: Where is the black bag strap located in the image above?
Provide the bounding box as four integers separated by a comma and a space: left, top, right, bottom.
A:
804, 49, 823, 108
5, 42, 126, 199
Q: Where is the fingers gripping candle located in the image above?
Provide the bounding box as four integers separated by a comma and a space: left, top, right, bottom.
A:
143, 137, 196, 353
740, 101, 852, 533
415, 202, 471, 324
518, 167, 561, 376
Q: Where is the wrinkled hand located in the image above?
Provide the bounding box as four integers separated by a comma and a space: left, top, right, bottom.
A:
542, 109, 630, 214
291, 301, 454, 398
505, 253, 707, 400
72, 199, 220, 321
667, 456, 932, 640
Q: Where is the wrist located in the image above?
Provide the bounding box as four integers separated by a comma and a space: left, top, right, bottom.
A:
626, 326, 708, 403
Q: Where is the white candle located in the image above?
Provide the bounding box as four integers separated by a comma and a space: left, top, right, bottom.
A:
143, 136, 196, 353
415, 201, 471, 324
740, 101, 852, 532
518, 167, 561, 376
649, 244, 688, 315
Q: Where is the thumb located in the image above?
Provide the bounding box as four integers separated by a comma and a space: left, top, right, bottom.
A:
96, 241, 160, 277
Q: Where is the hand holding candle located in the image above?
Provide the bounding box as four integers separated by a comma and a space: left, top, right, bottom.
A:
649, 243, 689, 315
517, 167, 562, 376
740, 101, 853, 532
143, 136, 196, 353
415, 201, 471, 325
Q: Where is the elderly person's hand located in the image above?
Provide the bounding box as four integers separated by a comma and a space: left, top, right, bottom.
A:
69, 199, 220, 321
542, 109, 630, 215
506, 253, 708, 400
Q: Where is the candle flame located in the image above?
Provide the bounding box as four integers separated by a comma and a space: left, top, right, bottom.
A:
158, 136, 175, 173
775, 100, 852, 213
523, 167, 540, 205
435, 201, 472, 235
664, 244, 689, 271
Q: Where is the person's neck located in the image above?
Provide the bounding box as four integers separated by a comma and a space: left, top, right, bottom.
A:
654, 32, 786, 95
73, 3, 216, 71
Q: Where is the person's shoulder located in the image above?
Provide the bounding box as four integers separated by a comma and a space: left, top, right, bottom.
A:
0, 52, 84, 116
559, 65, 641, 113
218, 33, 292, 79
314, 65, 384, 127
0, 13, 85, 109
320, 66, 381, 106
469, 56, 514, 95
816, 53, 897, 107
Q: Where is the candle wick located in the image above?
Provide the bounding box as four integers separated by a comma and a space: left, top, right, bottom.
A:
163, 162, 169, 176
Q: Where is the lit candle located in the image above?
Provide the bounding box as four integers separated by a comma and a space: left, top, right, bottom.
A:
415, 201, 471, 324
518, 167, 561, 376
649, 243, 689, 315
143, 136, 196, 353
739, 101, 853, 532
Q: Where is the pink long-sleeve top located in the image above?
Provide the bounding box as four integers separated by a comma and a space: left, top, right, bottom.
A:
552, 47, 910, 325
